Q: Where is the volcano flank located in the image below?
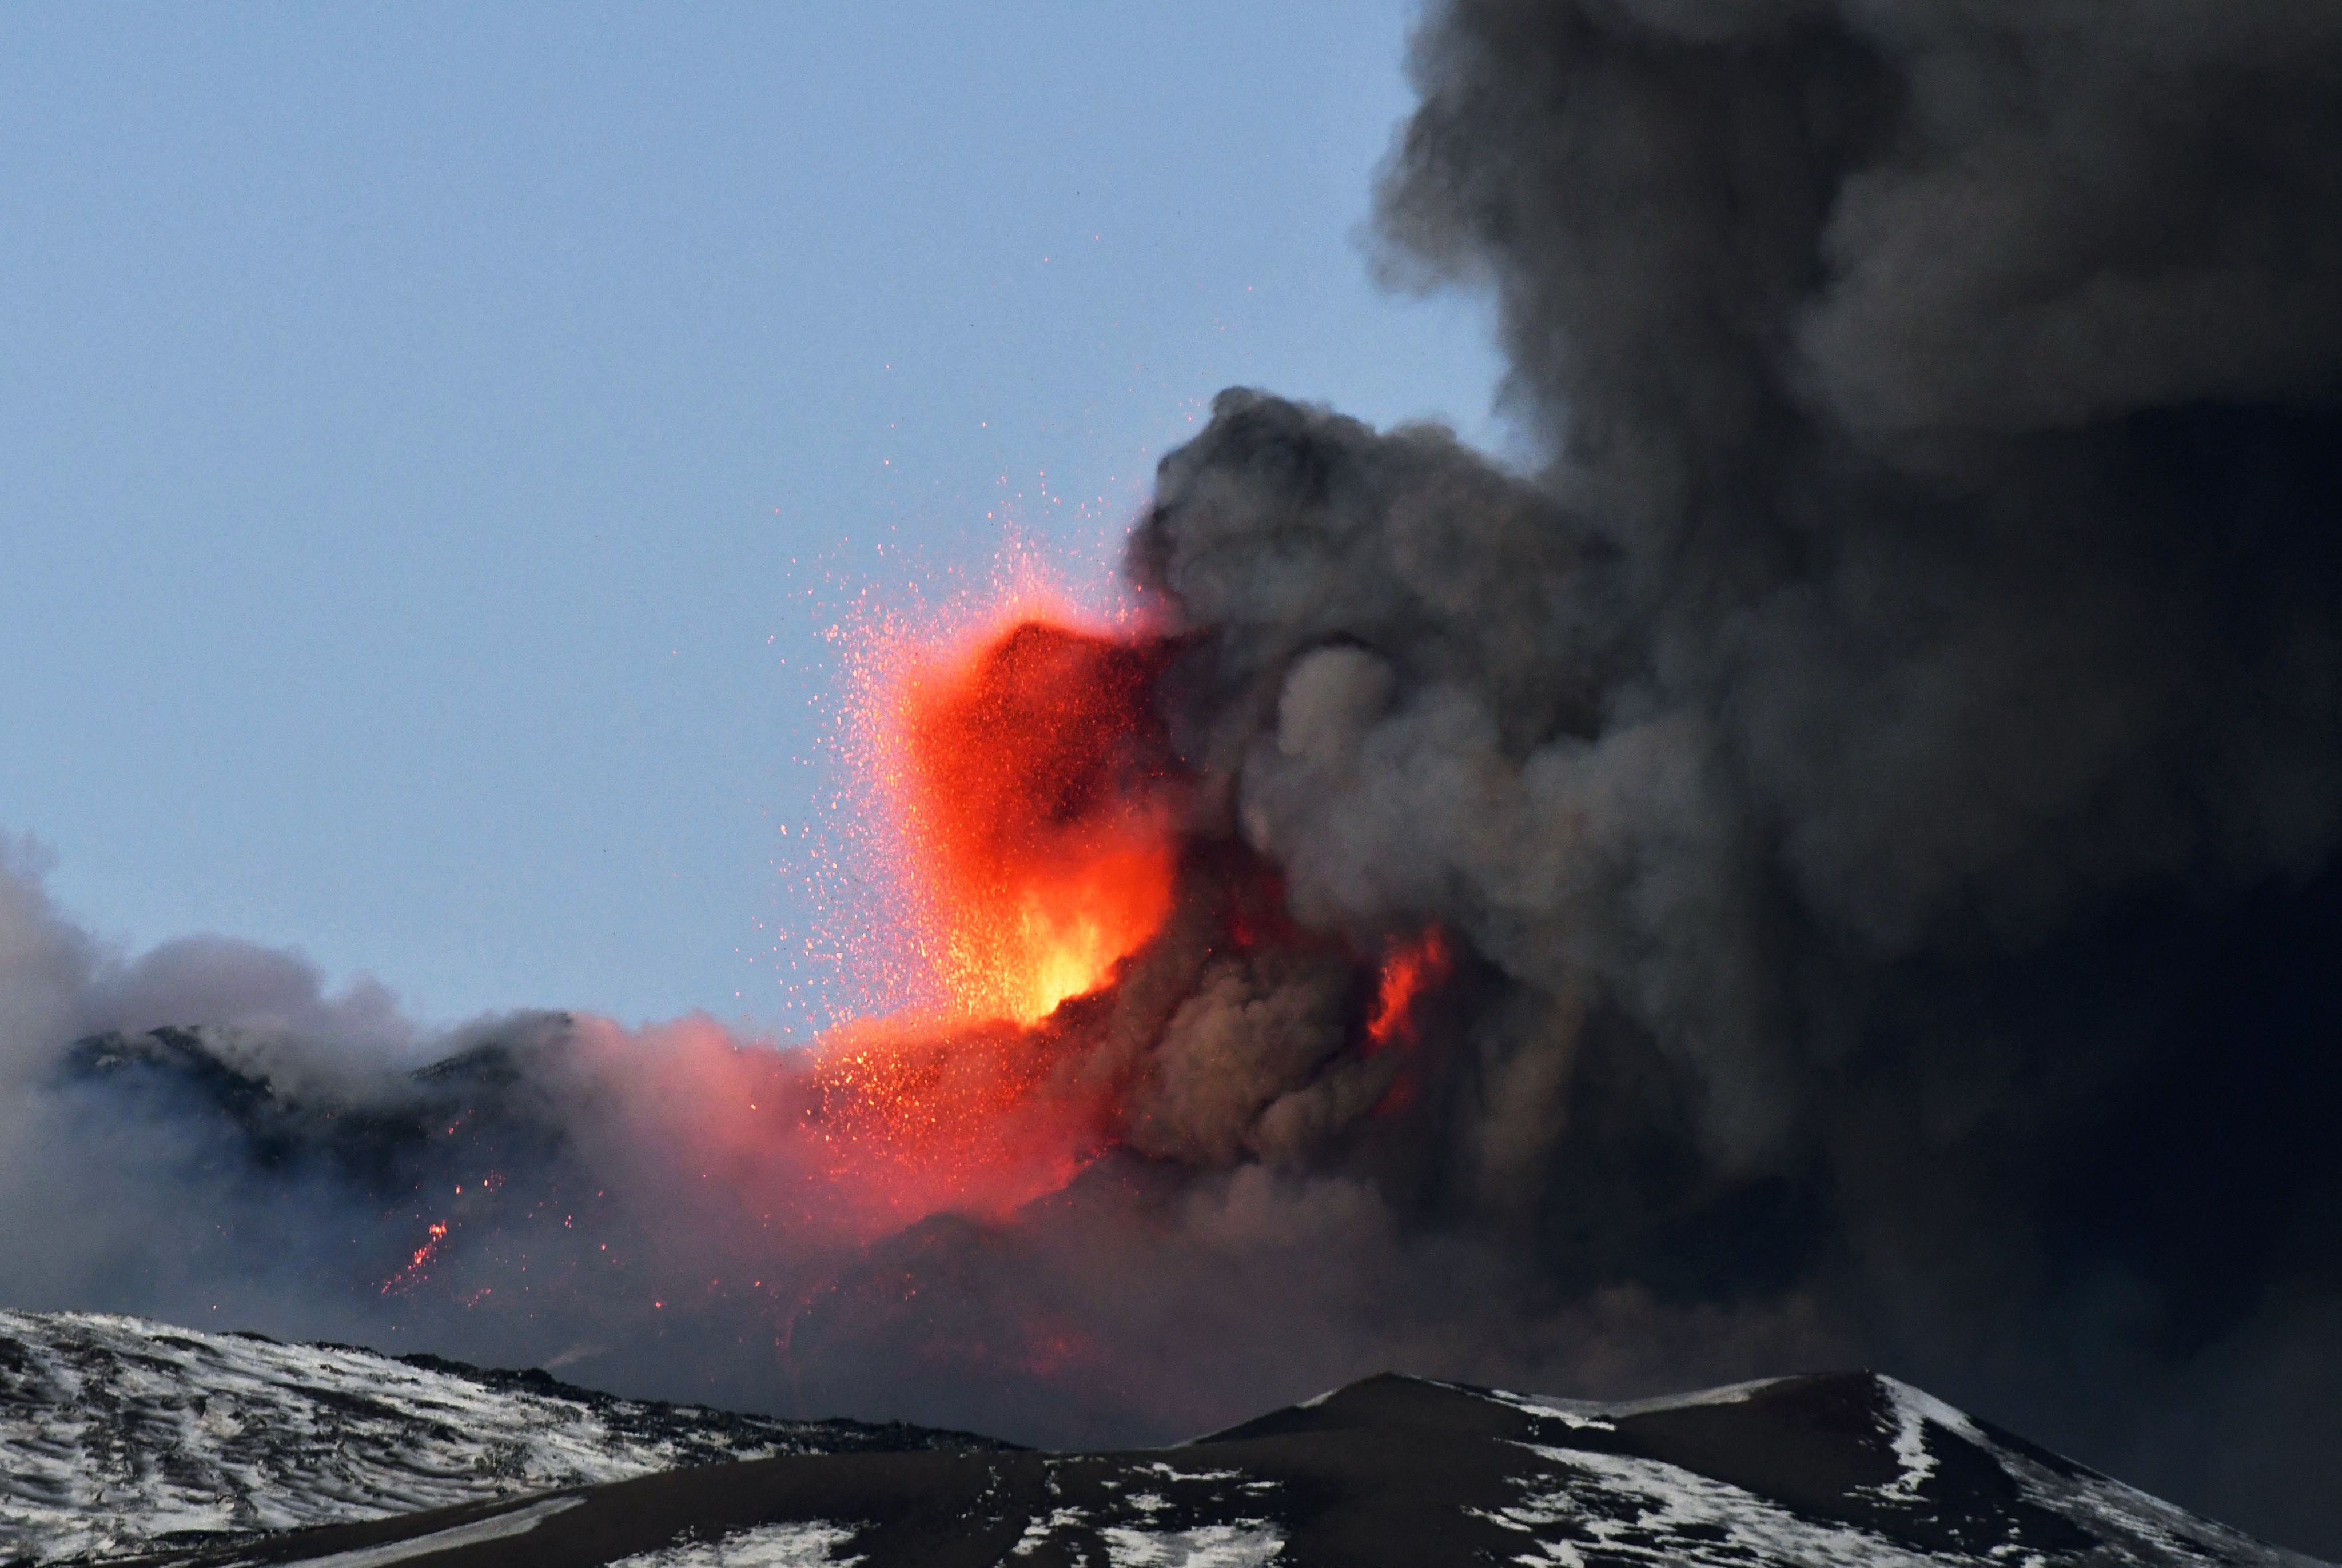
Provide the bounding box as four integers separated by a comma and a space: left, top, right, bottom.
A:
1, 1310, 2323, 1568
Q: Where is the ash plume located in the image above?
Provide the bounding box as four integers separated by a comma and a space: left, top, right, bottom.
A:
3, 0, 2341, 1558
1130, 0, 2342, 1550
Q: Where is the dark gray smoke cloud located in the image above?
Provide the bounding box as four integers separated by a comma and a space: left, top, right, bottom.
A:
1129, 0, 2342, 1551
6, 1, 2342, 1556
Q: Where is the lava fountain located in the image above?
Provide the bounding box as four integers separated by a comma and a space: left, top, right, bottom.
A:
799, 582, 1190, 1219
740, 567, 1460, 1230
885, 616, 1184, 1026
371, 569, 1463, 1320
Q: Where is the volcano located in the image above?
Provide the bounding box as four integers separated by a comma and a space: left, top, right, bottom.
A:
9, 0, 2342, 1549
2, 1311, 2321, 1568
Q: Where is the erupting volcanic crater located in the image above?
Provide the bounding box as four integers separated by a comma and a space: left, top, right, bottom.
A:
799, 592, 1452, 1227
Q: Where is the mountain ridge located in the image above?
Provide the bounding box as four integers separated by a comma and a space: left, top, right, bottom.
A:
5, 1308, 2329, 1567
0, 1308, 1005, 1566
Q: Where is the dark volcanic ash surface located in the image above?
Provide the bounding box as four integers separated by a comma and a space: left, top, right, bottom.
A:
114, 1369, 2329, 1568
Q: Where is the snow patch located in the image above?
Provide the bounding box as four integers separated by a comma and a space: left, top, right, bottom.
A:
1467, 1375, 1789, 1432
606, 1521, 865, 1568
273, 1497, 583, 1568
1135, 1462, 1242, 1483
1473, 1389, 1615, 1431
1867, 1377, 1978, 1503
1097, 1522, 1284, 1567
1009, 1507, 1085, 1557
1485, 1444, 1945, 1567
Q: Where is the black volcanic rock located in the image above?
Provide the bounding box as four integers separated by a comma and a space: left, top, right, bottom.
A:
58, 1027, 569, 1197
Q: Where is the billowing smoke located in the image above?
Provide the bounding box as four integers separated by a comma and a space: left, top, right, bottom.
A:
4, 0, 2341, 1555
1133, 0, 2342, 1549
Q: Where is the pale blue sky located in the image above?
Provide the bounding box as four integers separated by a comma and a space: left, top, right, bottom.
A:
1, 3, 1506, 1032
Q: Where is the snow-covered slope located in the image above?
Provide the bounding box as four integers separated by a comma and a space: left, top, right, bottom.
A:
1434, 1374, 2327, 1567
6, 1315, 2328, 1568
0, 1310, 1001, 1565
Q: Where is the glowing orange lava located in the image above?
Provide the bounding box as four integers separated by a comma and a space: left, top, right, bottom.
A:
808, 1013, 1113, 1222
869, 605, 1182, 1026
1365, 929, 1453, 1052
381, 1220, 449, 1295
792, 582, 1187, 1220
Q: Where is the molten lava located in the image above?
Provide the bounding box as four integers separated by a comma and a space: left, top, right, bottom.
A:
381, 1220, 449, 1295
879, 614, 1183, 1025
1365, 929, 1453, 1053
799, 593, 1188, 1218
810, 1014, 1113, 1222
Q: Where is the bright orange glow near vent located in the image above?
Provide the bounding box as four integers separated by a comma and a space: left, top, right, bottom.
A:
856, 596, 1183, 1027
